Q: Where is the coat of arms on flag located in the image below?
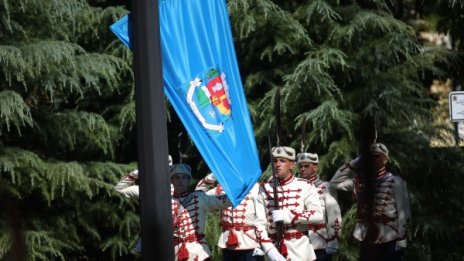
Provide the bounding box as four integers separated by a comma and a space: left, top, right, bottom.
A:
186, 67, 231, 134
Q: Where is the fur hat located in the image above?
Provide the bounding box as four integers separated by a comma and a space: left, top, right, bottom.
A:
271, 146, 296, 161
297, 152, 319, 164
370, 143, 389, 160
170, 163, 192, 178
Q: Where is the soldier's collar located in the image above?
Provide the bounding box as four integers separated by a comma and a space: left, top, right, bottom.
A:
376, 167, 388, 179
278, 174, 294, 186
307, 175, 317, 184
173, 191, 191, 198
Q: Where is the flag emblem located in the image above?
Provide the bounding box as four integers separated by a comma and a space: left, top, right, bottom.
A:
186, 68, 231, 133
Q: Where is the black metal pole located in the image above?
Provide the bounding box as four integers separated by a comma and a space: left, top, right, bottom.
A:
453, 81, 461, 145
132, 0, 174, 260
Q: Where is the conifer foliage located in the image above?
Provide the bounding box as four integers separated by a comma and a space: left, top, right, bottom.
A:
0, 0, 138, 259
228, 0, 463, 260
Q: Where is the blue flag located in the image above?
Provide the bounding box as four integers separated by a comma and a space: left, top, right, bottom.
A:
110, 0, 261, 207
110, 15, 131, 49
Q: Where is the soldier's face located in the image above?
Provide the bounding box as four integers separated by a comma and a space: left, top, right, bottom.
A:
273, 157, 295, 179
299, 163, 318, 179
171, 174, 191, 193
372, 153, 388, 169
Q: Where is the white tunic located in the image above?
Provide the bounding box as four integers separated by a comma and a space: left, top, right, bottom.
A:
254, 174, 323, 261
172, 190, 231, 261
196, 179, 261, 250
115, 175, 140, 198
330, 159, 411, 248
308, 179, 342, 251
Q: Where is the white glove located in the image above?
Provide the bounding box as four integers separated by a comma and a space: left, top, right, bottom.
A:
326, 247, 337, 255
252, 247, 265, 256
205, 173, 216, 183
272, 209, 284, 223
267, 248, 286, 261
129, 170, 139, 179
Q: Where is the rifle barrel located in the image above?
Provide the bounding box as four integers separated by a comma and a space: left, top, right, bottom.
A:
267, 133, 284, 248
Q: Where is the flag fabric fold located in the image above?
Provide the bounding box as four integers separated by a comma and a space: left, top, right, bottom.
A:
110, 15, 131, 49
110, 0, 261, 207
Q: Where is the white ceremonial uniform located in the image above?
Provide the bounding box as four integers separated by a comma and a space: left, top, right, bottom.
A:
115, 175, 140, 198
172, 190, 231, 261
307, 178, 342, 251
196, 179, 262, 251
330, 159, 411, 248
254, 174, 323, 261
115, 174, 185, 252
115, 175, 182, 220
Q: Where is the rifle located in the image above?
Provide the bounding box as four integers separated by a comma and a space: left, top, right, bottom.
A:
274, 86, 282, 147
177, 131, 189, 163
268, 133, 284, 249
300, 117, 307, 154
270, 86, 284, 249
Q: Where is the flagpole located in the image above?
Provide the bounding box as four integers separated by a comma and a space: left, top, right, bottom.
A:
132, 0, 174, 260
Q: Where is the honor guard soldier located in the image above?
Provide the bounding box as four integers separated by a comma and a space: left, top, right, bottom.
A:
115, 155, 179, 253
115, 155, 173, 197
254, 146, 323, 261
114, 155, 174, 198
170, 163, 231, 261
330, 143, 411, 261
297, 152, 342, 261
196, 174, 264, 261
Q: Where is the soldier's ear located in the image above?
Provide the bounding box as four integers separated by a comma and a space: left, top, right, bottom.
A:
289, 161, 296, 168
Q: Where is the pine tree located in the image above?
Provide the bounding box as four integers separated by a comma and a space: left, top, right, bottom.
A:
227, 0, 462, 260
397, 1, 464, 260
0, 0, 140, 259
